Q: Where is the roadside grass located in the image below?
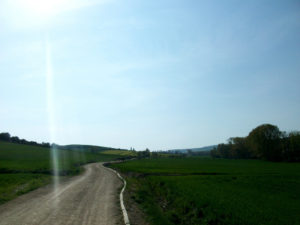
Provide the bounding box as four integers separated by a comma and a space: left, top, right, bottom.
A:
110, 157, 300, 225
0, 173, 51, 204
0, 141, 124, 204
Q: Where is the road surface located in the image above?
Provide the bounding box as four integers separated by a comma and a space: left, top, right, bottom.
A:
0, 163, 123, 225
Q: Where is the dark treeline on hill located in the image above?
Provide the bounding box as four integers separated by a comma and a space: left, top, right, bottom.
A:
0, 132, 50, 148
211, 124, 300, 162
56, 144, 120, 153
0, 132, 125, 153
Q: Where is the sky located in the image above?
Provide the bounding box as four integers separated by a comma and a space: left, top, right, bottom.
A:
0, 0, 300, 150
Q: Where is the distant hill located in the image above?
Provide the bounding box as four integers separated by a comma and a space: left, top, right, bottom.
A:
54, 144, 117, 153
55, 144, 135, 156
167, 145, 217, 153
0, 132, 130, 154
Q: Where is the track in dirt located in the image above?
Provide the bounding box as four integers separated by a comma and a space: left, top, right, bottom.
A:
0, 163, 123, 225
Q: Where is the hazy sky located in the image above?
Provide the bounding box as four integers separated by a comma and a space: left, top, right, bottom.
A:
1, 0, 300, 150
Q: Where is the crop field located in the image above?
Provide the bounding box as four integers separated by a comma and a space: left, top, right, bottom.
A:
0, 141, 123, 204
111, 157, 300, 225
101, 149, 137, 156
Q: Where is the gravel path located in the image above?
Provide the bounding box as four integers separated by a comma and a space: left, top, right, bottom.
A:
0, 163, 123, 225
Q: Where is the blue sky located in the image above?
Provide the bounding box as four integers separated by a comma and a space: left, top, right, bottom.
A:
0, 0, 300, 150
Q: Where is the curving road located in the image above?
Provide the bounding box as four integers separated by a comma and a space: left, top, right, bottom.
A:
0, 163, 123, 225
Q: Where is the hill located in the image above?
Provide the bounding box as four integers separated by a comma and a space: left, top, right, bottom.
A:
53, 144, 123, 153
167, 145, 216, 153
0, 141, 127, 204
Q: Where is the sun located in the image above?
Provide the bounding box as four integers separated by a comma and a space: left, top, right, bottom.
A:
19, 0, 68, 18
5, 0, 98, 27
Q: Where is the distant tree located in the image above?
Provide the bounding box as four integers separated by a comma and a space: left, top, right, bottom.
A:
228, 137, 252, 159
11, 136, 20, 143
210, 147, 220, 158
0, 132, 52, 148
0, 132, 11, 141
29, 141, 38, 146
42, 142, 51, 148
217, 143, 231, 158
151, 152, 159, 158
137, 151, 143, 159
247, 124, 282, 161
187, 149, 193, 156
145, 148, 151, 158
282, 131, 300, 162
137, 148, 151, 159
51, 143, 59, 149
211, 124, 300, 162
19, 139, 27, 144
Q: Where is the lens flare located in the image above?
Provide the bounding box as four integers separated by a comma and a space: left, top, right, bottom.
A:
45, 35, 60, 196
19, 0, 68, 18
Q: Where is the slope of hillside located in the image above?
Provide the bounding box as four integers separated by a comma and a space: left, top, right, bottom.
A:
168, 145, 217, 153
0, 141, 124, 204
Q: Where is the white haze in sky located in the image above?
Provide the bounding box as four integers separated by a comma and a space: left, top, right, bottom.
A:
0, 0, 300, 150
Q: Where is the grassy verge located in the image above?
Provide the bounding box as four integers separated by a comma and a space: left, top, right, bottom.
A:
0, 173, 51, 204
110, 157, 300, 225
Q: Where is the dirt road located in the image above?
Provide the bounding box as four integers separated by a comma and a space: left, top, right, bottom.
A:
0, 163, 123, 225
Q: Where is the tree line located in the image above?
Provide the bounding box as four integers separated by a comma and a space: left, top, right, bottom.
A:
0, 132, 50, 148
211, 124, 300, 162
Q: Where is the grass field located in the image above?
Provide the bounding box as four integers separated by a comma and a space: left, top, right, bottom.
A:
0, 142, 122, 174
101, 149, 137, 156
0, 141, 124, 204
110, 157, 300, 225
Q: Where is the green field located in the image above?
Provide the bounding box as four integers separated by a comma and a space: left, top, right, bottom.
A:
0, 141, 124, 204
110, 157, 300, 225
101, 149, 137, 156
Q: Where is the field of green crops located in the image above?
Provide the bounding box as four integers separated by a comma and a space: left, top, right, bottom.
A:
0, 141, 123, 204
111, 157, 300, 225
101, 149, 137, 156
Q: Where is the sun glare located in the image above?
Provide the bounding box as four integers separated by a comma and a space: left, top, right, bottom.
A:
5, 0, 97, 27
19, 0, 68, 18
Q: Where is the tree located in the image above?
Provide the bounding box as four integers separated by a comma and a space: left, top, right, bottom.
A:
247, 124, 282, 161
228, 137, 251, 159
0, 133, 11, 141
42, 142, 51, 148
137, 149, 151, 159
187, 149, 193, 156
145, 148, 151, 158
211, 124, 300, 162
210, 147, 220, 158
11, 136, 20, 143
217, 143, 231, 158
151, 152, 159, 158
283, 131, 300, 162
